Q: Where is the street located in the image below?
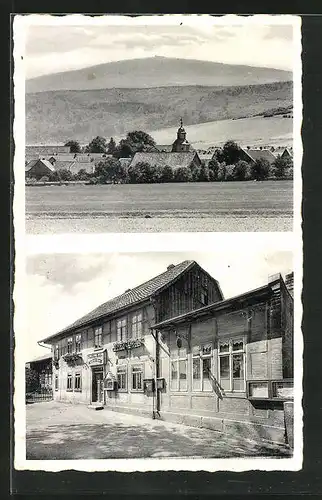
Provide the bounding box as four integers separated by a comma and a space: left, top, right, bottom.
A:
26, 401, 291, 460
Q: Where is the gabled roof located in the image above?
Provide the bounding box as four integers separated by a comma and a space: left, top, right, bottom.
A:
25, 159, 55, 172
242, 149, 276, 164
152, 279, 281, 330
69, 162, 95, 174
41, 260, 198, 343
129, 152, 198, 170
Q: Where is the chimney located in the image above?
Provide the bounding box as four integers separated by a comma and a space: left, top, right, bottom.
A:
124, 288, 131, 293
167, 264, 175, 270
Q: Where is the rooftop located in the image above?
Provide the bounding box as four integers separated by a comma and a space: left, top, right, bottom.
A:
41, 260, 197, 343
129, 152, 198, 170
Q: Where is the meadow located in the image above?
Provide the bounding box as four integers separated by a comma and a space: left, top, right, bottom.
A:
26, 181, 293, 234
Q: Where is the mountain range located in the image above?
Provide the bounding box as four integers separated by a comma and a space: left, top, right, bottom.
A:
26, 57, 292, 93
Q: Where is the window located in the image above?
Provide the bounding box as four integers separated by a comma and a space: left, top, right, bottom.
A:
67, 337, 73, 354
67, 373, 73, 391
75, 334, 82, 353
170, 347, 188, 391
74, 373, 82, 391
55, 374, 59, 391
200, 288, 208, 305
117, 318, 127, 341
54, 344, 59, 360
131, 364, 143, 391
104, 321, 112, 343
94, 326, 102, 348
192, 344, 213, 391
218, 338, 245, 392
131, 312, 143, 339
117, 365, 127, 391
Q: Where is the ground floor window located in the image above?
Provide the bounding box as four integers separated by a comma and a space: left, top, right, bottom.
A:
55, 374, 59, 391
117, 365, 127, 391
218, 338, 245, 392
192, 344, 213, 391
131, 364, 143, 391
67, 373, 73, 391
74, 372, 82, 391
170, 348, 188, 391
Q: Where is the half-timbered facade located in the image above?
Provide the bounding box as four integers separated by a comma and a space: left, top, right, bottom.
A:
41, 260, 223, 414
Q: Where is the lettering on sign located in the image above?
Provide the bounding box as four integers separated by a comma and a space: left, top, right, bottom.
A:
87, 350, 106, 366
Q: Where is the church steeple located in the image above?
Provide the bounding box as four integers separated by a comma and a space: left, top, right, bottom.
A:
172, 117, 191, 152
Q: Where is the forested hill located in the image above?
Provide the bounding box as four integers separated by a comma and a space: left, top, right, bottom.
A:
26, 81, 292, 145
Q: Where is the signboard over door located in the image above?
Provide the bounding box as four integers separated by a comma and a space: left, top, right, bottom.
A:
87, 350, 106, 367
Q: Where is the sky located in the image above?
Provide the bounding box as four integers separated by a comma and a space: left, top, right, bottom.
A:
24, 250, 293, 361
23, 17, 295, 79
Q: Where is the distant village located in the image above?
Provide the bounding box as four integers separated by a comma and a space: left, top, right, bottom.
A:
25, 119, 293, 184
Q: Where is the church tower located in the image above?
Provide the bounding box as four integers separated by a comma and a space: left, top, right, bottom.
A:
171, 118, 191, 152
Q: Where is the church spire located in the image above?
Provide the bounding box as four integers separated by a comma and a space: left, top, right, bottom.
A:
180, 117, 183, 128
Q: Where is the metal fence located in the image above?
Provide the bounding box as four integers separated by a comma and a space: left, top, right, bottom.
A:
26, 388, 53, 403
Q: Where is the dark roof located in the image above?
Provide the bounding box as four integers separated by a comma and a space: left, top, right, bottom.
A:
152, 280, 280, 330
242, 149, 276, 164
41, 260, 196, 343
129, 152, 198, 170
25, 159, 55, 172
27, 353, 52, 364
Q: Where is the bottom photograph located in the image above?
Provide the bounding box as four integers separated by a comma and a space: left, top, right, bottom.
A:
24, 250, 295, 461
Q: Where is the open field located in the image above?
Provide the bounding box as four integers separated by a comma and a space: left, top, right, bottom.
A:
151, 116, 292, 149
26, 181, 293, 233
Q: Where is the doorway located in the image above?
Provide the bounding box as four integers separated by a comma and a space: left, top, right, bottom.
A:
92, 368, 104, 403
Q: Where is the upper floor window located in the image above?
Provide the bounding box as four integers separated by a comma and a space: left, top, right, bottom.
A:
200, 288, 208, 305
218, 338, 245, 392
94, 326, 102, 348
55, 374, 59, 391
54, 344, 59, 360
131, 312, 143, 339
67, 337, 73, 354
117, 318, 127, 341
75, 334, 82, 353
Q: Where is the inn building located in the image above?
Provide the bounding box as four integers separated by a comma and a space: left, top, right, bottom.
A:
40, 261, 294, 445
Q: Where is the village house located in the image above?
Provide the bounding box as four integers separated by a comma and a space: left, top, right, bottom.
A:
26, 353, 53, 392
25, 159, 55, 179
239, 147, 277, 165
25, 145, 70, 163
39, 261, 294, 446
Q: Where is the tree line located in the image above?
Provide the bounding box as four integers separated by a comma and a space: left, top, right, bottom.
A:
29, 133, 293, 184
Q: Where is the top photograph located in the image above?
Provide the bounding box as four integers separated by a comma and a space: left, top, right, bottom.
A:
17, 15, 301, 234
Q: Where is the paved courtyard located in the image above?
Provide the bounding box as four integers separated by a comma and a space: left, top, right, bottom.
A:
26, 401, 291, 460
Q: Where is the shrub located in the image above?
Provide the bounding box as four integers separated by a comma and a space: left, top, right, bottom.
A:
173, 167, 192, 182
251, 158, 270, 181
232, 160, 251, 181
128, 162, 155, 183
217, 163, 227, 181
160, 165, 174, 183
94, 158, 125, 184
272, 155, 293, 179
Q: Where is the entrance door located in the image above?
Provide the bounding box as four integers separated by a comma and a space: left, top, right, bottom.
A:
92, 369, 104, 403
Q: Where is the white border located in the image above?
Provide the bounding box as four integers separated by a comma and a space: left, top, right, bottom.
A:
13, 14, 302, 473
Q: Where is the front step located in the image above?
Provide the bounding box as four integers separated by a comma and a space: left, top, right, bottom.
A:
87, 403, 104, 411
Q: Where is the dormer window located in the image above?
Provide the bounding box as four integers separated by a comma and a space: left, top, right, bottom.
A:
75, 334, 82, 353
